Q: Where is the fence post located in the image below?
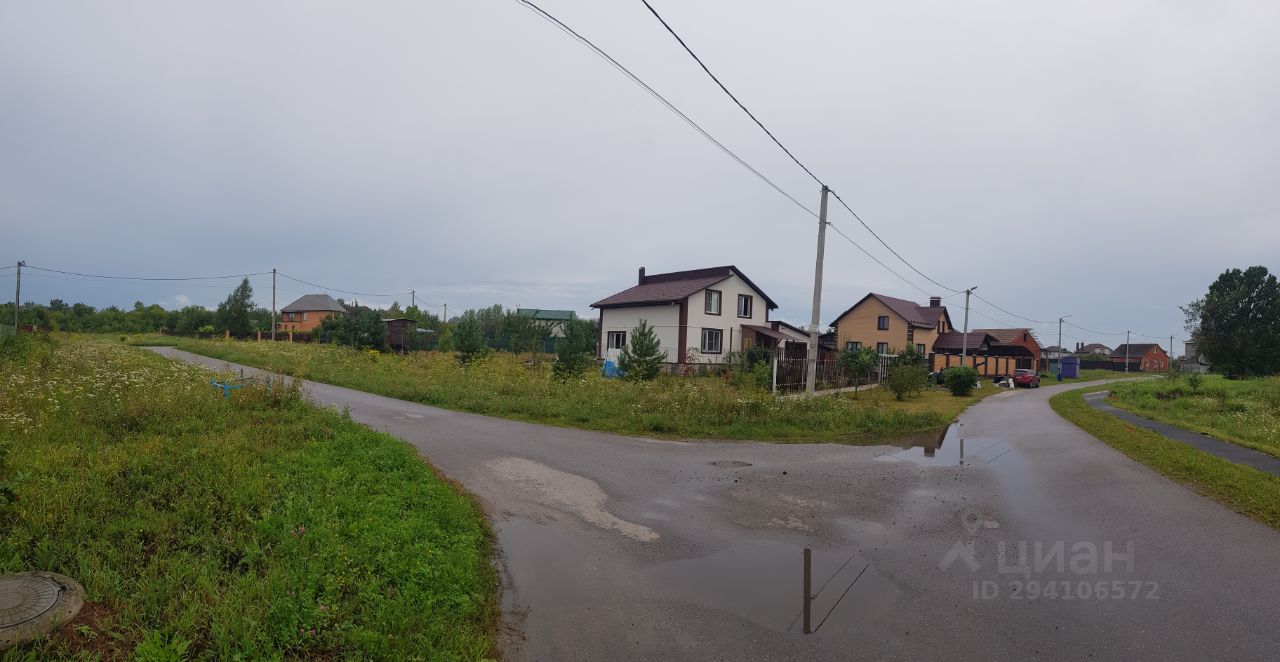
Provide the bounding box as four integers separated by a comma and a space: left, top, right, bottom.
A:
772, 355, 778, 395
802, 547, 812, 634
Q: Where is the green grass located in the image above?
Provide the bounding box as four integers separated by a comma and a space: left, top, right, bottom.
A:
1041, 367, 1139, 385
0, 334, 496, 659
1105, 375, 1280, 458
1050, 385, 1280, 530
124, 334, 986, 445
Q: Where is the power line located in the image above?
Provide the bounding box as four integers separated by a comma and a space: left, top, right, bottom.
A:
971, 292, 1049, 325
828, 192, 962, 295
24, 264, 268, 281
514, 0, 816, 217
277, 272, 411, 299
827, 224, 931, 298
638, 0, 824, 187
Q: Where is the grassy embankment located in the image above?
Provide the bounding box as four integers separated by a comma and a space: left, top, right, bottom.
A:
1106, 375, 1280, 458
1050, 384, 1280, 530
0, 334, 495, 659
127, 335, 987, 444
1041, 367, 1139, 385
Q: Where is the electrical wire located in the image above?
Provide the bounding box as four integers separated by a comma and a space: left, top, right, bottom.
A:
24, 264, 269, 281
276, 272, 411, 299
970, 292, 1049, 325
514, 0, 817, 218
827, 223, 932, 297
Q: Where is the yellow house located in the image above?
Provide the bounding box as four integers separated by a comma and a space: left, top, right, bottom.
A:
830, 293, 953, 355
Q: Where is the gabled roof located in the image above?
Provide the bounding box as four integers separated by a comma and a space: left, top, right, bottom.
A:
517, 308, 577, 321
281, 294, 348, 313
830, 293, 950, 329
933, 331, 995, 352
1111, 344, 1164, 358
974, 328, 1040, 348
592, 266, 777, 309
1078, 343, 1112, 353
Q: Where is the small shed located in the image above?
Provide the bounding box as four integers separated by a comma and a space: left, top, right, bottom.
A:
382, 318, 418, 351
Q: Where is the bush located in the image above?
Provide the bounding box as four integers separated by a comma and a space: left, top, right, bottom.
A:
552, 318, 598, 381
945, 366, 980, 396
452, 315, 488, 364
886, 348, 929, 400
1187, 373, 1204, 390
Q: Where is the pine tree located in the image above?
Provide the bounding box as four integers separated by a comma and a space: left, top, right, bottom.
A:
618, 320, 665, 381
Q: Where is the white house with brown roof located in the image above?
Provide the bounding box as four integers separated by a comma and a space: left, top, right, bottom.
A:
591, 266, 777, 365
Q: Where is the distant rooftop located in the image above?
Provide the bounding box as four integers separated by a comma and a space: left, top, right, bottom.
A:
281, 294, 348, 313
517, 308, 577, 321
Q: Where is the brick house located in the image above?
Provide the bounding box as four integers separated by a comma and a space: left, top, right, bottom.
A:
1111, 344, 1169, 371
278, 294, 348, 333
973, 328, 1044, 370
829, 293, 953, 356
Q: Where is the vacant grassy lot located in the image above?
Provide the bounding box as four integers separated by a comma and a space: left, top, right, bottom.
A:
127, 335, 986, 444
1107, 375, 1280, 458
1041, 367, 1138, 384
1050, 386, 1280, 530
0, 334, 495, 659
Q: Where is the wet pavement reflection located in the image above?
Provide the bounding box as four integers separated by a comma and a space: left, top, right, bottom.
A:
876, 422, 1012, 466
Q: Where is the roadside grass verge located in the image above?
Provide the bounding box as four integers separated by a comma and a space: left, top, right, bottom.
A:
1041, 368, 1138, 385
0, 334, 496, 659
124, 334, 985, 444
1050, 385, 1280, 530
1106, 375, 1280, 458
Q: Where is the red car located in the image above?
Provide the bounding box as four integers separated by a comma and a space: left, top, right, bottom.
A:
1012, 368, 1041, 388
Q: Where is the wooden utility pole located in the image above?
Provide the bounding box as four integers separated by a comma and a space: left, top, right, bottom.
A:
271, 268, 277, 341
805, 186, 830, 395
1125, 330, 1131, 373
12, 261, 23, 335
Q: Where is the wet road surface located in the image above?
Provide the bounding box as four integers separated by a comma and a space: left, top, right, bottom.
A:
150, 348, 1280, 661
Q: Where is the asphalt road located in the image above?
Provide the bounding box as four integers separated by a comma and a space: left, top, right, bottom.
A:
151, 348, 1280, 661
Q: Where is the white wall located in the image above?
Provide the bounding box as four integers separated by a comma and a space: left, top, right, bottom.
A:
684, 272, 769, 364
598, 304, 680, 363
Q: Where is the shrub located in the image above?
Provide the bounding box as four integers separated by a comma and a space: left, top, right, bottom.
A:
945, 366, 980, 396
838, 346, 879, 398
452, 315, 488, 364
885, 348, 929, 401
552, 318, 598, 381
1187, 373, 1204, 390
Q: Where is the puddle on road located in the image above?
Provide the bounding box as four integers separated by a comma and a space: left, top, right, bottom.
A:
709, 460, 753, 468
877, 423, 1011, 467
643, 539, 899, 633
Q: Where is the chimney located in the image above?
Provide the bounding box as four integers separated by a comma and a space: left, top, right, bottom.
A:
929, 296, 941, 308
638, 267, 646, 285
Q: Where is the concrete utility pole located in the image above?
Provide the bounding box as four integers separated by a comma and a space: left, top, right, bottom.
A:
411, 290, 415, 309
1169, 334, 1174, 373
806, 186, 830, 395
443, 303, 447, 323
960, 286, 977, 362
271, 268, 277, 341
1057, 314, 1073, 374
12, 261, 23, 335
1125, 330, 1131, 373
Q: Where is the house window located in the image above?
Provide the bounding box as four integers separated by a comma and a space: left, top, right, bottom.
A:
917, 344, 926, 355
607, 331, 626, 350
701, 328, 723, 354
852, 341, 862, 351
877, 316, 889, 330
876, 342, 889, 354
303, 312, 309, 321
737, 294, 753, 318
705, 290, 722, 315
907, 327, 915, 343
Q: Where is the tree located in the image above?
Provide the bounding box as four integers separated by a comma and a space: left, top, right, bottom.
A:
316, 306, 386, 351
215, 278, 256, 337
1190, 266, 1280, 377
553, 318, 598, 380
837, 346, 879, 398
504, 311, 552, 356
618, 320, 665, 381
885, 346, 929, 400
453, 313, 488, 364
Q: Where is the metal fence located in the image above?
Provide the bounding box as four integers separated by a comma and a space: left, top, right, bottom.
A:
772, 356, 882, 394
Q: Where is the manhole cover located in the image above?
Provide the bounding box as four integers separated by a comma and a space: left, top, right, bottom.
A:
709, 460, 752, 468
0, 572, 84, 650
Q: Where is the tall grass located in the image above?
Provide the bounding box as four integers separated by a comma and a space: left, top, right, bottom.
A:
128, 335, 978, 443
0, 334, 495, 659
1108, 375, 1280, 457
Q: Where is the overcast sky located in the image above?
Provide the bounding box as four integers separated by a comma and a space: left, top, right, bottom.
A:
2, 0, 1277, 349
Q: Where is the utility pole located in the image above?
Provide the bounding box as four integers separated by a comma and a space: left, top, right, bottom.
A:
411, 290, 415, 309
805, 186, 830, 395
271, 268, 277, 341
1057, 314, 1073, 374
443, 303, 447, 323
960, 286, 977, 363
1125, 330, 1131, 373
12, 261, 23, 335
1169, 334, 1174, 374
